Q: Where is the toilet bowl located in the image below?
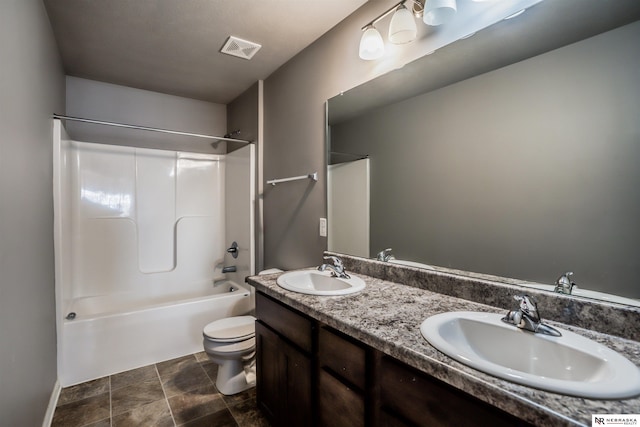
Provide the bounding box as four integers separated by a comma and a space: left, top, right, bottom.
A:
203, 315, 256, 395
203, 268, 283, 395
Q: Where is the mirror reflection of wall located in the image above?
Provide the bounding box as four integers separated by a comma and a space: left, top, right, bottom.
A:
329, 21, 640, 299
328, 158, 370, 258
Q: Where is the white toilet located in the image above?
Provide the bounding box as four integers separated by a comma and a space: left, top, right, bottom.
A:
202, 315, 256, 395
202, 269, 282, 395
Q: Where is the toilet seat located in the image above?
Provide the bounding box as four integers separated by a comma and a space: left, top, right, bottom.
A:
205, 336, 256, 354
203, 315, 256, 343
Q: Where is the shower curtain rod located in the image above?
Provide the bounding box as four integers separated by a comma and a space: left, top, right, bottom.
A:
53, 114, 254, 144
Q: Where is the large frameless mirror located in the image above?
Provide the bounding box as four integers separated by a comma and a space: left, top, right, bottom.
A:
327, 0, 640, 306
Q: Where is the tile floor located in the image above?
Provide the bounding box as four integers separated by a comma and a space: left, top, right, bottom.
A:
52, 352, 270, 427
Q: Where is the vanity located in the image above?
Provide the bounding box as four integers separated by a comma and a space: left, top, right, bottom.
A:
247, 254, 640, 427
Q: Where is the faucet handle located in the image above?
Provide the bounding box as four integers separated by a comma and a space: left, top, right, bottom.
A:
323, 256, 343, 269
226, 241, 239, 259
514, 294, 539, 320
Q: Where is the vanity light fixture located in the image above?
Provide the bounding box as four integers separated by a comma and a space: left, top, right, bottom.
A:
359, 0, 458, 60
389, 4, 418, 44
359, 25, 385, 60
423, 0, 457, 26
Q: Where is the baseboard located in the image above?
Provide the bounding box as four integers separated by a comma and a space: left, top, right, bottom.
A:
42, 379, 61, 427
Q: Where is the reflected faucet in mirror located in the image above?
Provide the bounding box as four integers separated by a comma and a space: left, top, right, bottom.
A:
554, 272, 576, 295
376, 248, 395, 262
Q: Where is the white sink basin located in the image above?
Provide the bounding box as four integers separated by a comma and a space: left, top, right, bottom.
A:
276, 270, 366, 296
420, 311, 640, 399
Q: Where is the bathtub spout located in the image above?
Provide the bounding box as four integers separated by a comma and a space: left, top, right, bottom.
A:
222, 266, 237, 273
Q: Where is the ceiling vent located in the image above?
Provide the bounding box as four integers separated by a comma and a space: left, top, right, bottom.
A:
220, 36, 262, 60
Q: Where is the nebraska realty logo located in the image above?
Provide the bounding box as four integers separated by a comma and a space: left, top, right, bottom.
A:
593, 415, 640, 426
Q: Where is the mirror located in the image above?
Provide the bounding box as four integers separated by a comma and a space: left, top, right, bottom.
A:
327, 0, 640, 305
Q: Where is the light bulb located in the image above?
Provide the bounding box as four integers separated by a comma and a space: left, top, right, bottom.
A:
423, 0, 457, 26
389, 5, 417, 44
359, 26, 384, 60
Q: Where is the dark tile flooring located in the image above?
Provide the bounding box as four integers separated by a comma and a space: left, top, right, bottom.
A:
52, 352, 270, 427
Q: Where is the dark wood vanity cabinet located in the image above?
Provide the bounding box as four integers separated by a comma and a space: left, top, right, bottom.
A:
255, 292, 313, 427
255, 291, 531, 427
318, 326, 367, 427
379, 356, 531, 427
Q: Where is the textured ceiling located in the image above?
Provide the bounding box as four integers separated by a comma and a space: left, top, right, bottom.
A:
43, 0, 368, 104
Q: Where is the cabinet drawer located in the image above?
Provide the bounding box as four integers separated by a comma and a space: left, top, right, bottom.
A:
318, 326, 366, 390
380, 357, 530, 427
256, 292, 312, 353
318, 369, 365, 427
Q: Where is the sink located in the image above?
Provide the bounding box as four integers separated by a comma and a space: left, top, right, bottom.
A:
276, 270, 366, 296
420, 311, 640, 399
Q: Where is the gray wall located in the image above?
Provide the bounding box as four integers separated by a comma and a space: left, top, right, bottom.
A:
332, 22, 640, 297
228, 82, 259, 147
227, 82, 263, 272
0, 0, 65, 425
263, 0, 434, 270
65, 76, 226, 153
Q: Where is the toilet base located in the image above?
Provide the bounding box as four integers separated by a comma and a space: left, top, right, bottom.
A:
215, 357, 256, 396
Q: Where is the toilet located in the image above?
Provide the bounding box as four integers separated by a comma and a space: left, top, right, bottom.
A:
202, 268, 283, 395
203, 315, 257, 395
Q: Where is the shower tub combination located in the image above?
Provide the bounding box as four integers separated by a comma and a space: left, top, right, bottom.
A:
62, 281, 252, 386
53, 119, 256, 386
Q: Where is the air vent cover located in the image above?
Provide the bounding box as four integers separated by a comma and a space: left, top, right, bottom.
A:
220, 36, 262, 60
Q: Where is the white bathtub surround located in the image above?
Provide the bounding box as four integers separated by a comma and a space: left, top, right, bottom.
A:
53, 120, 255, 386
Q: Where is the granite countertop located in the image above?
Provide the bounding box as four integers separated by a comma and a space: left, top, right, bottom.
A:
247, 270, 640, 427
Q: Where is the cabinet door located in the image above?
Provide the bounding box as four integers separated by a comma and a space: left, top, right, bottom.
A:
283, 339, 313, 427
380, 357, 531, 427
256, 320, 313, 427
318, 327, 366, 390
318, 369, 365, 427
256, 321, 283, 425
380, 409, 414, 427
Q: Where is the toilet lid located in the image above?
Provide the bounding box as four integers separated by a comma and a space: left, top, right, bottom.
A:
203, 315, 256, 342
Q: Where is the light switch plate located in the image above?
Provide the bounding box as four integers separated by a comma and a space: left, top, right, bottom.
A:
319, 217, 327, 237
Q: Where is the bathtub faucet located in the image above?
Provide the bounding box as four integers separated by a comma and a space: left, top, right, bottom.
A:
222, 265, 237, 273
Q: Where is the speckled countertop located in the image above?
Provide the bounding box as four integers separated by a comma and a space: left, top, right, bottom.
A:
247, 270, 640, 427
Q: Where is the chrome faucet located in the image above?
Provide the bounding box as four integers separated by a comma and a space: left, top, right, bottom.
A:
376, 248, 395, 262
318, 256, 350, 279
501, 294, 561, 337
554, 271, 576, 295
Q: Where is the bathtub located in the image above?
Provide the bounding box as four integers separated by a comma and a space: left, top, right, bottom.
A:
59, 281, 253, 387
